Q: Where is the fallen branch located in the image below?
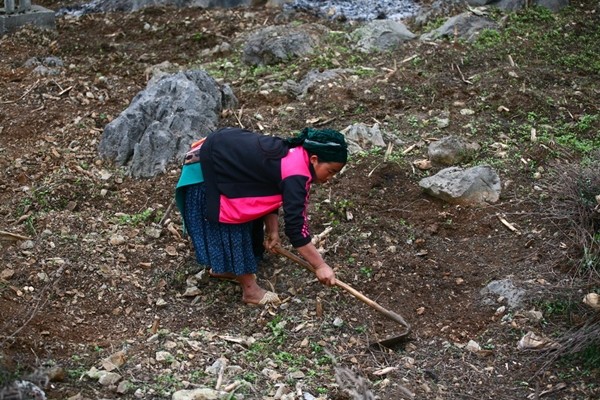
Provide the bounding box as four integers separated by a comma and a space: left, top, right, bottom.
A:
497, 214, 521, 235
235, 105, 245, 129
159, 198, 176, 227
453, 63, 473, 85
312, 226, 333, 245
0, 230, 31, 242
1, 79, 40, 104
402, 143, 418, 155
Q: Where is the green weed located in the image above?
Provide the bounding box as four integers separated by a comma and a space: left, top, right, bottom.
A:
359, 267, 372, 278
115, 208, 157, 226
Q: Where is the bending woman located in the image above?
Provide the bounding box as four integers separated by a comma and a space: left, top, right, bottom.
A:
176, 127, 348, 306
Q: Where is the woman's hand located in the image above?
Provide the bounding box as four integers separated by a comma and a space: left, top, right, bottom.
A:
314, 262, 336, 286
263, 231, 281, 253
263, 213, 280, 253
295, 242, 336, 286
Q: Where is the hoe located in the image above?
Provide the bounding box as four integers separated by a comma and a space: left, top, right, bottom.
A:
275, 245, 411, 349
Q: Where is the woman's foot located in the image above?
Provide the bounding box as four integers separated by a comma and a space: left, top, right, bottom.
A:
237, 274, 280, 305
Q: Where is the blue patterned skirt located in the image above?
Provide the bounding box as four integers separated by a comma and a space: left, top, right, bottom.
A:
183, 183, 264, 275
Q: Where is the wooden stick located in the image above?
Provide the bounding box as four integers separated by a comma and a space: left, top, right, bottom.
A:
0, 230, 31, 242
454, 63, 473, 85
1, 79, 40, 104
159, 198, 176, 227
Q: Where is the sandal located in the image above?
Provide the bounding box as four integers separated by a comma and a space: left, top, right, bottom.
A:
245, 291, 281, 306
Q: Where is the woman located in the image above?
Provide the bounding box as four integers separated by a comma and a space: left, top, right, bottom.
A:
176, 127, 348, 306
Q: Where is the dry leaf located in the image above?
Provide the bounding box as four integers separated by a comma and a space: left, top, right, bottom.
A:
165, 245, 178, 256
413, 159, 432, 170
583, 293, 599, 310
517, 331, 558, 351
372, 366, 397, 376
101, 350, 127, 372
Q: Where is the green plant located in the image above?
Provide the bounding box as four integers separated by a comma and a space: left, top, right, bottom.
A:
242, 372, 257, 383
115, 208, 156, 226
359, 267, 372, 278
354, 325, 367, 334
473, 29, 503, 50
537, 299, 571, 317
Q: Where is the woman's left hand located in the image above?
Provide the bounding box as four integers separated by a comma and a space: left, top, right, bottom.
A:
263, 213, 281, 253
264, 232, 281, 253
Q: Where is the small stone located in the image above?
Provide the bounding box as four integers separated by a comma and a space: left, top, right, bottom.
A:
109, 235, 126, 245
289, 370, 305, 379
182, 287, 201, 297
156, 298, 167, 307
172, 388, 221, 400
20, 240, 35, 249
98, 371, 121, 386
164, 341, 178, 350
155, 351, 173, 362
145, 227, 162, 239
261, 368, 282, 381
117, 380, 132, 394
1, 268, 15, 280
465, 340, 481, 353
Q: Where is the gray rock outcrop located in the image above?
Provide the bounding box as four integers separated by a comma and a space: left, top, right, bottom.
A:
283, 68, 353, 99
428, 136, 480, 166
466, 0, 569, 12
480, 279, 526, 308
58, 0, 254, 16
419, 165, 501, 205
421, 12, 499, 42
353, 19, 416, 52
342, 123, 387, 154
242, 24, 327, 66
98, 70, 237, 178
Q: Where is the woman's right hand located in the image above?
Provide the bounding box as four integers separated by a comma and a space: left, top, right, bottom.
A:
314, 262, 336, 286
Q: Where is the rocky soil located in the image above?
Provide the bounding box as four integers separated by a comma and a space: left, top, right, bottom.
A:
1, 1, 599, 399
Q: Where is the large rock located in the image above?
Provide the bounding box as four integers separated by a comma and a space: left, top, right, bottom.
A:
466, 0, 569, 12
285, 0, 421, 21
283, 68, 353, 99
420, 12, 499, 42
242, 24, 327, 66
341, 123, 387, 153
419, 165, 501, 205
98, 70, 237, 178
480, 279, 526, 308
353, 19, 416, 52
428, 136, 480, 166
58, 0, 254, 16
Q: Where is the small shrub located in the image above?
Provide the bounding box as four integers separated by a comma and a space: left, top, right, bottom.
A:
546, 154, 600, 277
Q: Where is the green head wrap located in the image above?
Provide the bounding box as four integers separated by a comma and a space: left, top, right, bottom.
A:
285, 128, 348, 164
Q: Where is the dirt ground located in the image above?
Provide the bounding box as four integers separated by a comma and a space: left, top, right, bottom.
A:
1, 1, 599, 399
